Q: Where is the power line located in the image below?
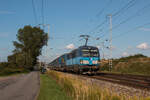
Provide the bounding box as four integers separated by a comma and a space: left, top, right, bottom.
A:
88, 18, 107, 34
41, 0, 44, 28
112, 0, 137, 17
32, 0, 38, 24
99, 2, 150, 38
112, 2, 150, 31
87, 0, 114, 35
96, 0, 112, 17
113, 22, 150, 39
88, 0, 112, 35
88, 0, 137, 36
102, 0, 138, 33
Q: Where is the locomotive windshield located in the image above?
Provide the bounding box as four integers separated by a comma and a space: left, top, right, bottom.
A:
81, 48, 99, 57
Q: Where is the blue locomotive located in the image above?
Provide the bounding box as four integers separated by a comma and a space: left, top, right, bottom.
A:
49, 45, 100, 74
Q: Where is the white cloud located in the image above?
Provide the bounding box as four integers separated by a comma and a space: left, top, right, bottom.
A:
136, 42, 149, 50
139, 28, 150, 32
122, 52, 129, 57
66, 44, 75, 50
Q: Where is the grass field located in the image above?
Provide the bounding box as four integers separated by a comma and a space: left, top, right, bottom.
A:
47, 70, 150, 100
38, 74, 71, 100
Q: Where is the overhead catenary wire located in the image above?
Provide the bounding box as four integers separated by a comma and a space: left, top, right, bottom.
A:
88, 19, 107, 34
41, 0, 45, 29
96, 0, 112, 17
82, 0, 150, 60
88, 0, 137, 36
97, 22, 150, 49
98, 2, 150, 39
112, 0, 138, 17
32, 0, 38, 24
89, 0, 112, 33
112, 22, 150, 39
111, 2, 150, 31
103, 0, 138, 34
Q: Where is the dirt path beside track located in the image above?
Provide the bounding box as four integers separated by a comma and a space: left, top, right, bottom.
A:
0, 72, 40, 100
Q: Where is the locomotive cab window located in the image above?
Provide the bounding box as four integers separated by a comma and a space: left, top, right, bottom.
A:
81, 48, 99, 57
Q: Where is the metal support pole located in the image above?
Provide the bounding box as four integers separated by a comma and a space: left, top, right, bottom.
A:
108, 14, 112, 71
102, 42, 105, 59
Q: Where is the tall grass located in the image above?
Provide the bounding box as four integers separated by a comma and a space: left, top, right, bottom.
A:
47, 70, 150, 100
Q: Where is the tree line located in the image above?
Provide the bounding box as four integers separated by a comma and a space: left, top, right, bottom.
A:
2, 25, 48, 70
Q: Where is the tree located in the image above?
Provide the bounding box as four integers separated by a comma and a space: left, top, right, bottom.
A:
9, 25, 48, 70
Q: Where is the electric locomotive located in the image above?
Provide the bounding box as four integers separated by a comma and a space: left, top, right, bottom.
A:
49, 45, 100, 74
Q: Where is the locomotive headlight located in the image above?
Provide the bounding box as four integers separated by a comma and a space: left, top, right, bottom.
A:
80, 60, 89, 64
92, 60, 98, 64
83, 60, 89, 64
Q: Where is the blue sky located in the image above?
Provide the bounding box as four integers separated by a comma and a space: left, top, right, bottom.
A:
0, 0, 150, 62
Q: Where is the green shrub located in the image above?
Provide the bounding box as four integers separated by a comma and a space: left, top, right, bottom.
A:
0, 66, 29, 76
0, 62, 9, 68
100, 54, 150, 75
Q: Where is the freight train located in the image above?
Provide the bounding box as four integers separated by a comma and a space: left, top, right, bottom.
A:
49, 45, 100, 74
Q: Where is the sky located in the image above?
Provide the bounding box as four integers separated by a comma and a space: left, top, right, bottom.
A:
0, 0, 150, 62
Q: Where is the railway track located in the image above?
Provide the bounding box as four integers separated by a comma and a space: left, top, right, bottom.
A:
54, 70, 150, 90
85, 72, 150, 90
